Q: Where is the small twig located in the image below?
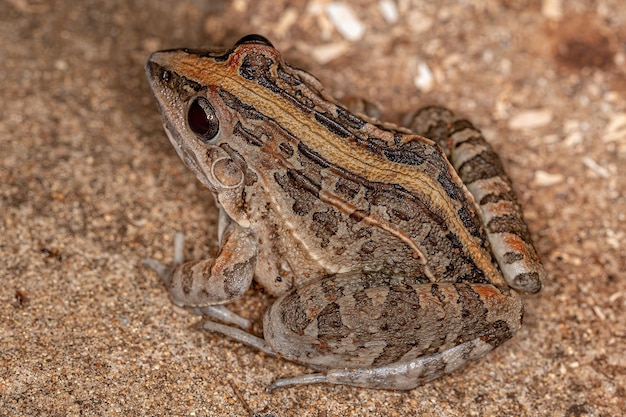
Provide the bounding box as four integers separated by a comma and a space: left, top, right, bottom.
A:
228, 380, 253, 417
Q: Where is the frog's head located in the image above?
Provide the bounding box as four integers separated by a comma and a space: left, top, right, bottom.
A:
146, 34, 291, 226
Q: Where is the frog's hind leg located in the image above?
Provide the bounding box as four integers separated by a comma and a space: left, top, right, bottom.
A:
407, 106, 545, 294
263, 272, 523, 390
266, 337, 493, 391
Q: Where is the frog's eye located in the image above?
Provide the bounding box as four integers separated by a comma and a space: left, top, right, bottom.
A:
187, 97, 219, 143
235, 34, 274, 48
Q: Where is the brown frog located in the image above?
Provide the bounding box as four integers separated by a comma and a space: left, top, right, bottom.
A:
144, 34, 545, 390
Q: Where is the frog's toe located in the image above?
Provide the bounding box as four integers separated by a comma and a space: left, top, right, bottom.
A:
142, 232, 185, 285
194, 306, 253, 330
142, 258, 174, 285
200, 320, 277, 356
266, 373, 328, 392
171, 232, 184, 263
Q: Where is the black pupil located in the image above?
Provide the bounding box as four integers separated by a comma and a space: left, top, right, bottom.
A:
188, 97, 219, 142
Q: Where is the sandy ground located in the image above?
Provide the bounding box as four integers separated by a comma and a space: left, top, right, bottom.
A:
1, 0, 625, 416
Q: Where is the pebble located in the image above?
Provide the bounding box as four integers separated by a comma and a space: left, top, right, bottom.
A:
309, 42, 350, 65
541, 0, 563, 20
379, 0, 399, 24
413, 61, 433, 92
326, 3, 365, 41
582, 156, 610, 179
533, 170, 565, 186
603, 113, 626, 143
508, 108, 553, 130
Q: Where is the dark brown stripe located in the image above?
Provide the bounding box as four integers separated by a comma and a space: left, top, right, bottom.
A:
314, 111, 352, 138
503, 252, 524, 264
457, 206, 482, 238
297, 142, 331, 168
479, 190, 515, 205
278, 292, 311, 335
513, 272, 542, 294
317, 302, 344, 343
437, 171, 465, 201
286, 169, 321, 195
457, 150, 506, 184
280, 89, 315, 114
277, 66, 302, 87
336, 106, 366, 130
479, 319, 515, 347
218, 89, 264, 120
486, 214, 533, 244
233, 121, 263, 147
383, 148, 425, 165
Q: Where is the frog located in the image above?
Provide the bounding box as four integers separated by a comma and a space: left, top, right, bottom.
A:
144, 34, 545, 390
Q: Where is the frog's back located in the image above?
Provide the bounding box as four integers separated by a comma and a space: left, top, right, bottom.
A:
182, 37, 505, 287
148, 36, 529, 291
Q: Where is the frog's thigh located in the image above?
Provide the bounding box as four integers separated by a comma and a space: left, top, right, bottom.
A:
408, 106, 545, 293
264, 279, 522, 390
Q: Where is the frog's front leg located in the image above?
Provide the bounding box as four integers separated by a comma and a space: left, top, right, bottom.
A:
145, 212, 258, 309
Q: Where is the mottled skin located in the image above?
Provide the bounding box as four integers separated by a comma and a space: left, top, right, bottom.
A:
144, 35, 545, 390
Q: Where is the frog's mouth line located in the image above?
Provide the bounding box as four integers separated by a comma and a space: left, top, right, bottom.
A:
162, 122, 215, 192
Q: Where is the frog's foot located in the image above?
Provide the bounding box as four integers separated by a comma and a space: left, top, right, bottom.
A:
266, 337, 494, 391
